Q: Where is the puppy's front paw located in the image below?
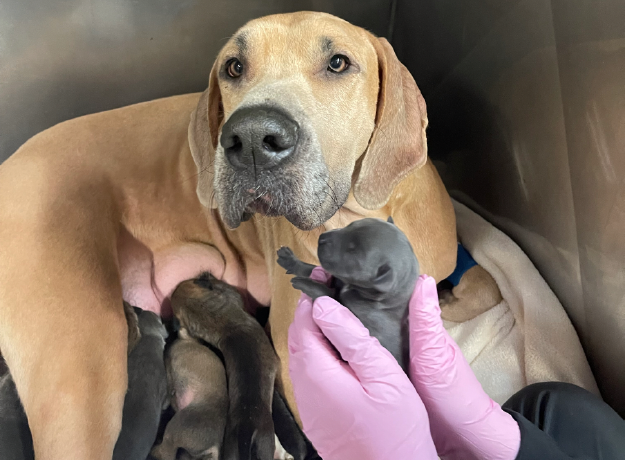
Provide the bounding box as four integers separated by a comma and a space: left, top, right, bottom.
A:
291, 277, 334, 300
277, 247, 299, 274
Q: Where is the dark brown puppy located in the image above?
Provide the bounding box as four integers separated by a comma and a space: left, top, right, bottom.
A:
151, 333, 228, 460
171, 273, 279, 460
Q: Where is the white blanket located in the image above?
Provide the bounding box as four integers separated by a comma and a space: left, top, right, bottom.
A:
447, 199, 599, 404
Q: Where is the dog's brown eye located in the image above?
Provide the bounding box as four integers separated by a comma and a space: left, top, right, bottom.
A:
328, 55, 349, 73
227, 59, 244, 78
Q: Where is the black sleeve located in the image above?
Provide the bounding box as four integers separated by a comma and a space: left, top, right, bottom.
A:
505, 409, 590, 460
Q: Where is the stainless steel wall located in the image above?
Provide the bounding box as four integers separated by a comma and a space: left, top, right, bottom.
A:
1, 0, 624, 414
0, 0, 393, 163
394, 0, 625, 414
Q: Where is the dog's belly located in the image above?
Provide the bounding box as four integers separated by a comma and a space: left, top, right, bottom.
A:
117, 228, 264, 317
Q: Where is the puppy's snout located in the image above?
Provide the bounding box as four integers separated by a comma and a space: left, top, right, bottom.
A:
317, 233, 335, 264
221, 106, 299, 170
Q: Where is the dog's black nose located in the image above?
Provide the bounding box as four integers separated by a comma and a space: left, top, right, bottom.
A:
220, 106, 299, 170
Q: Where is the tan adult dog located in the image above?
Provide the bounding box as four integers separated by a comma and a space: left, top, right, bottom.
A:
0, 11, 489, 460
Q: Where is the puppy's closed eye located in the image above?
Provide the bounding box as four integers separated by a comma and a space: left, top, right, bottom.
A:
376, 264, 391, 277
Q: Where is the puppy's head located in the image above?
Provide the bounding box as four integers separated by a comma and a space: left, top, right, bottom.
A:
171, 273, 244, 319
317, 217, 417, 293
134, 308, 168, 342
190, 12, 429, 230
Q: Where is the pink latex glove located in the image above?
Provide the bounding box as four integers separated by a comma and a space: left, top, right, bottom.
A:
288, 267, 438, 460
409, 275, 521, 459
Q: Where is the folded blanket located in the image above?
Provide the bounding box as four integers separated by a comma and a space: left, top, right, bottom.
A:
447, 199, 599, 404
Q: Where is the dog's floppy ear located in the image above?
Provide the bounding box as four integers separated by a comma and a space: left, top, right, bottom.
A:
354, 37, 428, 210
188, 60, 223, 208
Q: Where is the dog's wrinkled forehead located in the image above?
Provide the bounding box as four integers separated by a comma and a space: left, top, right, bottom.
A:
215, 12, 378, 116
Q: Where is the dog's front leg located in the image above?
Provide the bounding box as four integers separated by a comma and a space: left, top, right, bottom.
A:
439, 265, 503, 322
267, 268, 309, 426
0, 195, 128, 460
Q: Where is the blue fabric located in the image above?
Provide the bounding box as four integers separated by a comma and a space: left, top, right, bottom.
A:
444, 243, 477, 286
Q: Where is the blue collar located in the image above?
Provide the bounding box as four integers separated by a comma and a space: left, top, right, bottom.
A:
444, 243, 477, 286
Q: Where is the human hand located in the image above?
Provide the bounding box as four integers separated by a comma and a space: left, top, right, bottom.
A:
288, 267, 438, 460
408, 275, 520, 460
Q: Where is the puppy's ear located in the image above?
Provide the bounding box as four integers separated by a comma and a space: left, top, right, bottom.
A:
354, 37, 428, 210
387, 216, 395, 225
373, 264, 395, 293
189, 60, 223, 208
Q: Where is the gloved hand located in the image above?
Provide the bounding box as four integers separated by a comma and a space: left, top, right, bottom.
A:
288, 267, 438, 460
409, 274, 521, 460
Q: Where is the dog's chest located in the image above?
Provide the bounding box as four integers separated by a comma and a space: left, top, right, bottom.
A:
118, 235, 267, 317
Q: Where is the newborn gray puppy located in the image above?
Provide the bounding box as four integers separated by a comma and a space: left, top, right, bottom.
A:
277, 217, 419, 371
113, 305, 169, 460
0, 303, 168, 460
151, 333, 228, 460
170, 273, 279, 460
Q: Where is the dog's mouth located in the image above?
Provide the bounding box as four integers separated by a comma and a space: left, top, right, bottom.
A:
226, 181, 325, 230
243, 191, 281, 218
215, 153, 350, 231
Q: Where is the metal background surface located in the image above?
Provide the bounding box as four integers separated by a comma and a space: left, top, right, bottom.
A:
1, 0, 624, 413
0, 0, 393, 162
394, 0, 625, 414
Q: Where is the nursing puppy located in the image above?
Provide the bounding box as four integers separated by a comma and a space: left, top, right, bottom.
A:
113, 305, 169, 460
171, 273, 279, 460
0, 304, 168, 460
278, 217, 419, 371
151, 333, 228, 460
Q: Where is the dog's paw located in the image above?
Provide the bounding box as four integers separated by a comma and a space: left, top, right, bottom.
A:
277, 247, 299, 274
437, 289, 456, 307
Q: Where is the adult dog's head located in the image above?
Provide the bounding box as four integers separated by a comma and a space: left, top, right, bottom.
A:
189, 11, 428, 230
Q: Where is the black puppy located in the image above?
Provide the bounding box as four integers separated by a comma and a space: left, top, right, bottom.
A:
113, 305, 169, 460
0, 303, 168, 460
277, 217, 419, 372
